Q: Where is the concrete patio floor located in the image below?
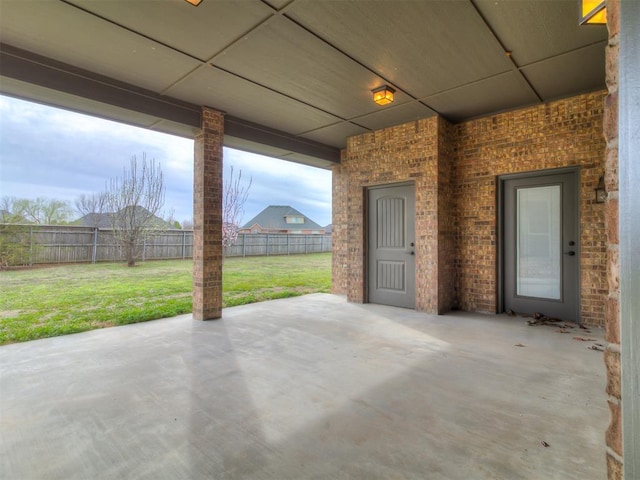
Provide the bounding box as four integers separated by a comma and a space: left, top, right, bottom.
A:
1, 293, 607, 479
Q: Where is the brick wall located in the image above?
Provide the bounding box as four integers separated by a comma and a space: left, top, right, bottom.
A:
332, 117, 441, 312
193, 107, 224, 321
603, 0, 622, 477
455, 92, 607, 325
333, 91, 607, 326
437, 119, 457, 312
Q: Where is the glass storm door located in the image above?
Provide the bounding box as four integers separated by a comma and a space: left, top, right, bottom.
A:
503, 171, 579, 321
368, 183, 416, 309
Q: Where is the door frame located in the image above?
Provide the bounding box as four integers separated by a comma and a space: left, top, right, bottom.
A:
365, 181, 415, 306
497, 166, 581, 319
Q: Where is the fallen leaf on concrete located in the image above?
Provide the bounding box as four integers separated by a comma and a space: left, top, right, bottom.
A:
507, 309, 516, 316
515, 343, 525, 347
573, 337, 597, 342
555, 329, 570, 333
541, 441, 550, 447
589, 345, 605, 351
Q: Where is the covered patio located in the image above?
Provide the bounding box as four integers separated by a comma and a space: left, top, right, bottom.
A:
0, 1, 638, 477
1, 295, 607, 479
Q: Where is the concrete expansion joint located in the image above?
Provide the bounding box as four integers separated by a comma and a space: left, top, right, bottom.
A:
606, 342, 621, 353
606, 446, 624, 464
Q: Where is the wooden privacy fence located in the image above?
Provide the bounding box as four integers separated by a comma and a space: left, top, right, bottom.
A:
1, 225, 331, 266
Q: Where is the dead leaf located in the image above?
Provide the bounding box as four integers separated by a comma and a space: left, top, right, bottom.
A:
541, 441, 550, 447
573, 337, 597, 342
589, 345, 605, 351
515, 343, 525, 347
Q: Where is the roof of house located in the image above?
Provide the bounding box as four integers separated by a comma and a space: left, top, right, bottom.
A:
241, 206, 323, 231
76, 212, 113, 228
76, 207, 174, 229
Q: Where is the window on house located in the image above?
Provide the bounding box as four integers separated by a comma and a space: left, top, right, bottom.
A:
285, 215, 304, 224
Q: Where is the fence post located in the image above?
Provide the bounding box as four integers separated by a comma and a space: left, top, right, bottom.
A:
304, 235, 307, 255
266, 234, 269, 256
242, 234, 246, 258
92, 227, 98, 264
29, 226, 34, 266
182, 230, 186, 259
142, 237, 146, 262
287, 234, 290, 255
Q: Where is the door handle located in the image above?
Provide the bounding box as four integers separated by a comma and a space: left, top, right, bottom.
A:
565, 251, 576, 256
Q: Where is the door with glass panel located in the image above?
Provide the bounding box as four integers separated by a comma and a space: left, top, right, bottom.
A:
503, 170, 579, 321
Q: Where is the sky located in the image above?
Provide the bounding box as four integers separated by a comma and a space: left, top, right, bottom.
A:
0, 95, 332, 227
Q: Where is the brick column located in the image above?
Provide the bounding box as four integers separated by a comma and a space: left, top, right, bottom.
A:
193, 107, 224, 320
603, 0, 622, 478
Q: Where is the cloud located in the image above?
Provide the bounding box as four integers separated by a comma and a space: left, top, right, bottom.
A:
0, 95, 332, 227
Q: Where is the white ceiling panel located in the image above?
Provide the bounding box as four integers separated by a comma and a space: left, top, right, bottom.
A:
67, 0, 274, 61
166, 65, 341, 135
474, 0, 608, 66
521, 44, 606, 101
287, 0, 513, 99
353, 101, 437, 132
0, 1, 200, 93
300, 122, 369, 149
424, 72, 540, 122
213, 15, 401, 120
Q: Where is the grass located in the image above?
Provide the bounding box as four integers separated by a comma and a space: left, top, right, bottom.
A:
0, 253, 331, 345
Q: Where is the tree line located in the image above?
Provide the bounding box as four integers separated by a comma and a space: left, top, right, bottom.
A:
1, 153, 250, 268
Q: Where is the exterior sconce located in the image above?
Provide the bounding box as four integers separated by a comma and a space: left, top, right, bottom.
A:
184, 0, 203, 5
595, 176, 607, 203
372, 85, 395, 106
579, 0, 607, 25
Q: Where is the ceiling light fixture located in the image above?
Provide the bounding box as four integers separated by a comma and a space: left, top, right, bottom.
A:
372, 85, 395, 106
184, 0, 203, 6
579, 0, 607, 25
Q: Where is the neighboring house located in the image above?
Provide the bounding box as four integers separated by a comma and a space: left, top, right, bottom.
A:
75, 207, 174, 229
324, 224, 332, 234
75, 212, 113, 229
239, 206, 325, 234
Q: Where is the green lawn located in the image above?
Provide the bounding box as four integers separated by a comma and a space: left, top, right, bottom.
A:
0, 253, 331, 344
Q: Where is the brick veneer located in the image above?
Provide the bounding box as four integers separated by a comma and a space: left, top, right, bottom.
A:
333, 117, 451, 313
193, 107, 224, 320
603, 0, 623, 477
455, 92, 606, 324
333, 91, 607, 326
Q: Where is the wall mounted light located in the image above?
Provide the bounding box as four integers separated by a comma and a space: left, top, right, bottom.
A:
579, 0, 607, 25
372, 85, 395, 106
184, 0, 203, 6
595, 176, 607, 203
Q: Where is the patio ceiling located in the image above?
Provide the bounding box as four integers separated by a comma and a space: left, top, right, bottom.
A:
0, 0, 607, 167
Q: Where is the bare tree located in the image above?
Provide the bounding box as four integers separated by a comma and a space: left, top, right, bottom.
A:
105, 153, 165, 267
181, 218, 194, 230
223, 166, 252, 250
74, 192, 108, 227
